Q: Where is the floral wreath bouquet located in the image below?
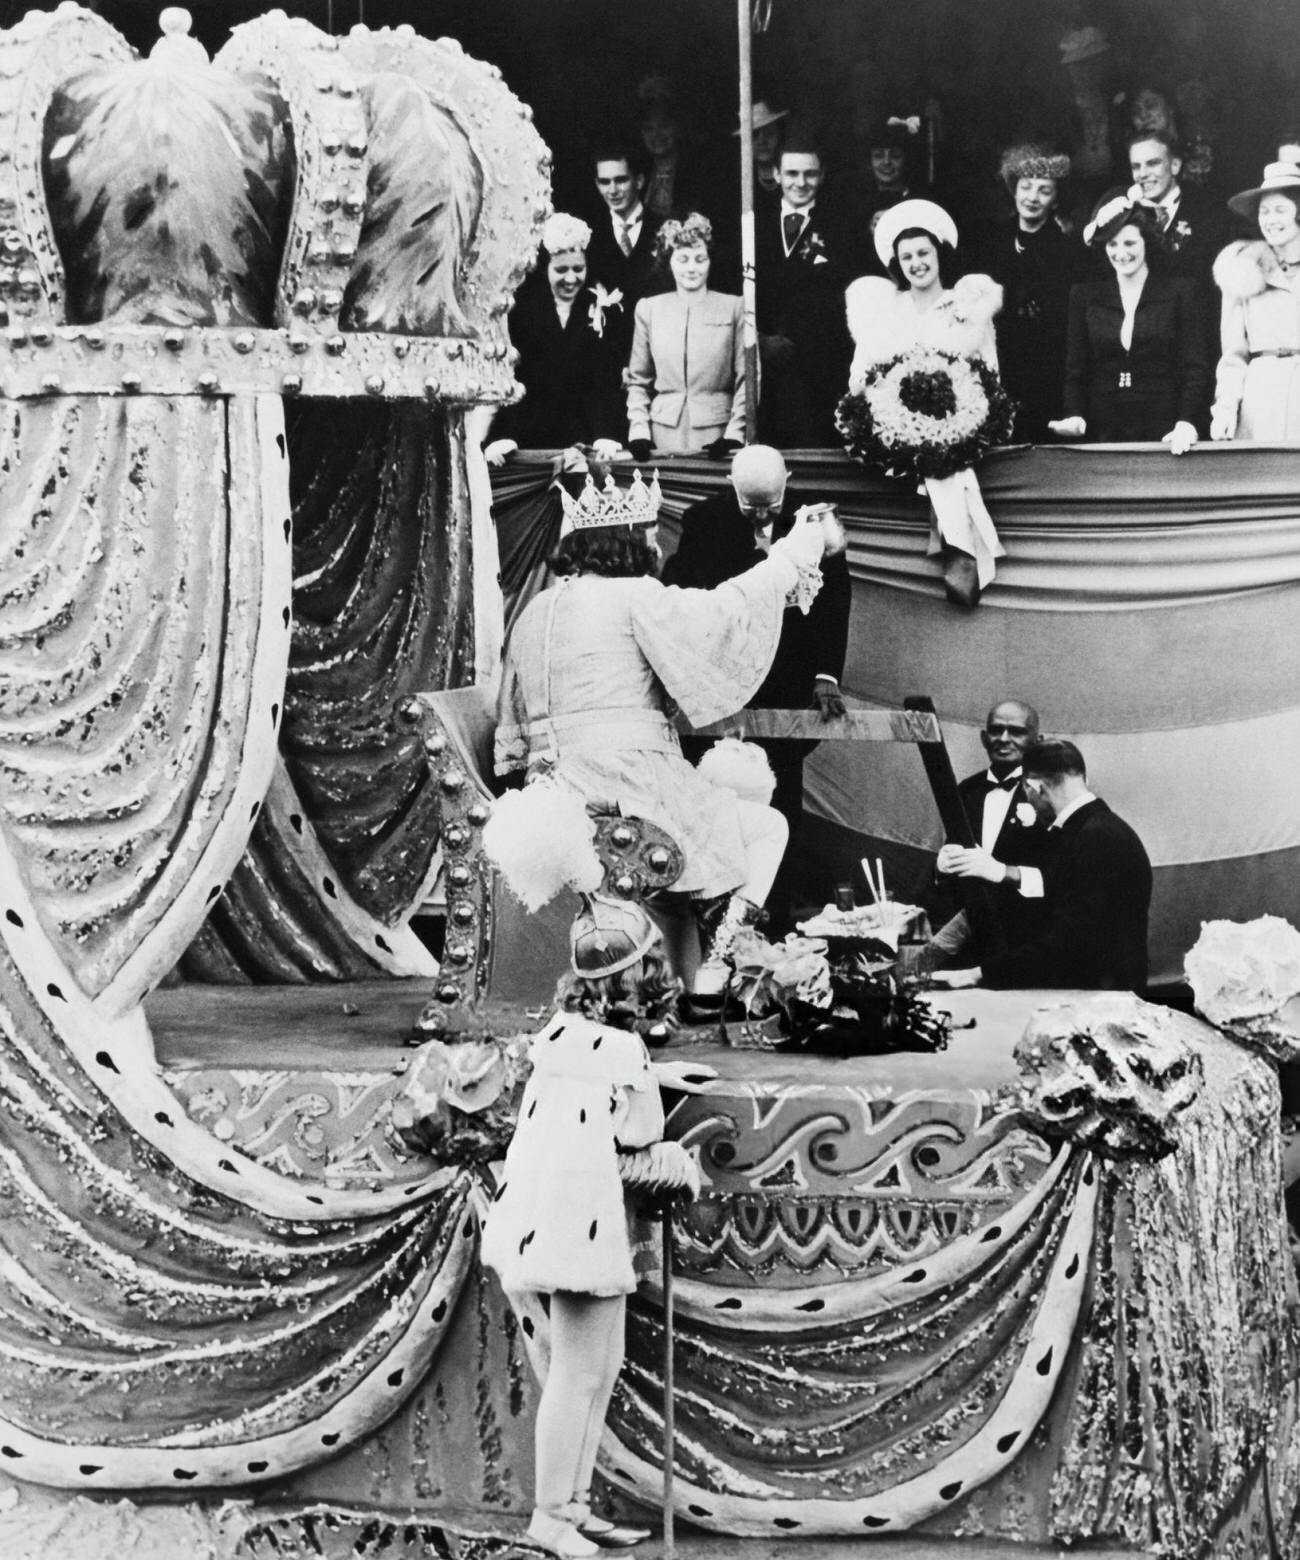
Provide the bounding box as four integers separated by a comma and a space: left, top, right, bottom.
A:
835, 347, 1015, 482
841, 200, 1014, 607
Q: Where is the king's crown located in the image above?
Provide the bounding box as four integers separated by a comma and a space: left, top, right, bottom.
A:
559, 469, 662, 532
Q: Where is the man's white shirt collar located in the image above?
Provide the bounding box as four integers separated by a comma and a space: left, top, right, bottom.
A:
1051, 790, 1097, 829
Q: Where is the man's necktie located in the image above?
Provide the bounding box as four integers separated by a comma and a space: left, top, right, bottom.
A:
617, 219, 633, 257
783, 211, 804, 251
986, 774, 1018, 792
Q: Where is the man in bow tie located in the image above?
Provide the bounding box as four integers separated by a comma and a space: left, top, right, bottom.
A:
927, 698, 1053, 961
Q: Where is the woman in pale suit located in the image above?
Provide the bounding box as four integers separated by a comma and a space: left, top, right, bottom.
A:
626, 213, 746, 456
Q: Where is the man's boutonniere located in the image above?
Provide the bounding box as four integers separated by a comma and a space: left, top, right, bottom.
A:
589, 284, 623, 338
1015, 801, 1038, 829
1173, 220, 1191, 240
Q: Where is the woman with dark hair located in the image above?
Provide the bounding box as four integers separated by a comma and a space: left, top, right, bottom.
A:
625, 213, 745, 458
1049, 191, 1208, 449
978, 144, 1081, 440
844, 198, 1001, 386
485, 213, 626, 464
495, 479, 827, 1001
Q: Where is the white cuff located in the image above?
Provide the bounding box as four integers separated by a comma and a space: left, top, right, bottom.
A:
1017, 866, 1044, 899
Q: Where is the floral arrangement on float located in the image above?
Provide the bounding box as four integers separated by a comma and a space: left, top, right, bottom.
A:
391, 1015, 532, 1165
725, 870, 951, 1056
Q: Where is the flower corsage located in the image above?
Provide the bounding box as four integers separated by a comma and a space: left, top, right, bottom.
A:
589, 283, 624, 338
835, 347, 1016, 482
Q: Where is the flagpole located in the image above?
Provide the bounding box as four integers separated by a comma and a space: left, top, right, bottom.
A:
737, 0, 758, 443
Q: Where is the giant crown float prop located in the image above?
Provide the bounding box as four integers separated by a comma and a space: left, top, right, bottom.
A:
0, 2, 547, 1521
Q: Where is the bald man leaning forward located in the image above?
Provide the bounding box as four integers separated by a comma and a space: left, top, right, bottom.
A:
663, 445, 851, 925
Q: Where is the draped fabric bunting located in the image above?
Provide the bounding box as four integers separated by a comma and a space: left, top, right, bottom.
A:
497, 1011, 1300, 1552
493, 445, 1300, 984
185, 402, 478, 984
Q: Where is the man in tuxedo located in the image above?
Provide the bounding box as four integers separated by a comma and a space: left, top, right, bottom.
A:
584, 143, 668, 370
936, 737, 1152, 991
663, 442, 851, 834
931, 699, 1053, 958
752, 144, 857, 445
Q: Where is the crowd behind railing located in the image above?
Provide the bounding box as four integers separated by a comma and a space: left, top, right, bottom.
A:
483, 82, 1300, 467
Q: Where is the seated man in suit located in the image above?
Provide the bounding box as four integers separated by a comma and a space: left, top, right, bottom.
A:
935, 737, 1152, 992
929, 699, 1053, 960
663, 445, 850, 924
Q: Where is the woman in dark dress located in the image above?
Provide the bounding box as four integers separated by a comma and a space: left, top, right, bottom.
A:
979, 143, 1080, 441
485, 213, 626, 462
1048, 193, 1208, 450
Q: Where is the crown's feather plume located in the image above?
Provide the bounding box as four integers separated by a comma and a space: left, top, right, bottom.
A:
42, 49, 293, 327
341, 74, 484, 336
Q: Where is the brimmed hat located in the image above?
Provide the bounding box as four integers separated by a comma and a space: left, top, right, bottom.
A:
733, 99, 788, 136
1000, 143, 1071, 191
873, 198, 958, 269
1227, 161, 1300, 220
1082, 187, 1155, 247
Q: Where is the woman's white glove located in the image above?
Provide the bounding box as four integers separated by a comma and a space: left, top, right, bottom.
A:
590, 438, 625, 460
1209, 408, 1237, 442
1047, 416, 1087, 439
617, 1140, 702, 1202
772, 512, 827, 569
484, 438, 518, 467
1161, 420, 1198, 455
652, 1060, 719, 1093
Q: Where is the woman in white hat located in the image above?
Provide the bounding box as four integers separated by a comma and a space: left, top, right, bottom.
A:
1210, 161, 1300, 441
844, 198, 1002, 389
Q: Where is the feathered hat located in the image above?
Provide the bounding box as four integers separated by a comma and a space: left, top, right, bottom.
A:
999, 143, 1071, 192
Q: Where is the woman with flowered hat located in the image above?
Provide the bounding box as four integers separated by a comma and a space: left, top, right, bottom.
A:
1210, 161, 1300, 441
977, 143, 1082, 440
485, 212, 627, 465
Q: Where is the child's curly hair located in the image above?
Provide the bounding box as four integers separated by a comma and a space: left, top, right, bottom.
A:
555, 948, 682, 1043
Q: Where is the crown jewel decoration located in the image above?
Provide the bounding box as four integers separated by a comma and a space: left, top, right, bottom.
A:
559, 468, 662, 534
